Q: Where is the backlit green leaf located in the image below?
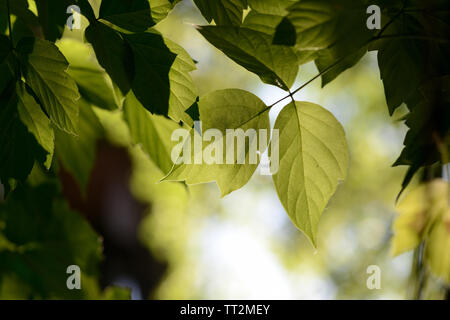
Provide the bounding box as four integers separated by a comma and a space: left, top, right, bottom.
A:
272, 101, 348, 246
55, 99, 104, 190
163, 89, 270, 196
17, 37, 80, 135
391, 179, 449, 256
57, 38, 120, 111
123, 91, 184, 174
16, 81, 54, 168
164, 38, 198, 126
248, 0, 295, 15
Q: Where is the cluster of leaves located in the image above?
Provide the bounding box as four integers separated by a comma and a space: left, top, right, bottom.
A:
0, 0, 449, 296
392, 179, 450, 283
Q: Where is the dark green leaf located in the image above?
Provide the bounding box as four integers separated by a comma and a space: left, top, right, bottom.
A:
99, 0, 156, 32
193, 0, 247, 26
248, 0, 295, 15
85, 21, 134, 95
0, 183, 108, 299
34, 0, 72, 41
198, 26, 298, 90
0, 82, 46, 181
123, 31, 176, 116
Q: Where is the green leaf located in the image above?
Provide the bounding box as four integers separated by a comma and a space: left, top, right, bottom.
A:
315, 46, 367, 87
16, 81, 54, 168
85, 21, 134, 95
55, 99, 104, 190
272, 0, 372, 86
193, 0, 247, 26
272, 101, 348, 246
0, 0, 42, 39
391, 179, 449, 256
198, 26, 298, 90
394, 76, 450, 194
425, 208, 450, 284
123, 31, 176, 116
248, 0, 295, 15
163, 89, 270, 196
16, 37, 80, 135
99, 0, 157, 32
391, 179, 450, 283
149, 0, 179, 23
377, 38, 423, 115
0, 34, 13, 92
373, 11, 449, 114
242, 11, 317, 66
57, 38, 120, 110
243, 10, 283, 34
34, 0, 72, 41
0, 183, 121, 299
164, 38, 198, 126
123, 91, 184, 174
0, 81, 47, 181
274, 0, 369, 50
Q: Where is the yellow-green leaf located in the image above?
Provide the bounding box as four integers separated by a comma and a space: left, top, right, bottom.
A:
272, 101, 348, 246
391, 179, 449, 256
163, 89, 270, 197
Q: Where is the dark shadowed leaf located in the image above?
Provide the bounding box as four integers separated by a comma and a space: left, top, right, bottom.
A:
193, 0, 247, 26
123, 31, 176, 116
99, 0, 156, 32
198, 26, 298, 90
85, 21, 134, 95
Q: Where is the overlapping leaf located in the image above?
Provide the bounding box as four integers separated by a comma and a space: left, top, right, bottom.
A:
57, 38, 120, 111
99, 0, 156, 32
16, 37, 80, 135
16, 81, 54, 168
55, 99, 104, 190
198, 26, 298, 90
85, 21, 134, 95
194, 0, 247, 26
0, 82, 46, 181
123, 31, 176, 116
164, 38, 198, 126
0, 183, 130, 298
163, 89, 270, 196
391, 179, 450, 283
123, 91, 184, 174
243, 11, 317, 66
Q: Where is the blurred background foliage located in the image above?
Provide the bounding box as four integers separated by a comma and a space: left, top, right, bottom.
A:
1, 0, 448, 300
